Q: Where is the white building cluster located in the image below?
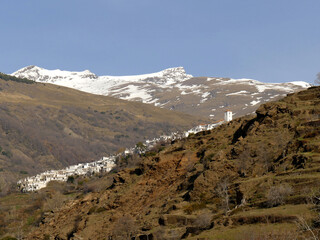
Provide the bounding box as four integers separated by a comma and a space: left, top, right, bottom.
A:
17, 117, 229, 192
184, 122, 224, 138
17, 156, 116, 192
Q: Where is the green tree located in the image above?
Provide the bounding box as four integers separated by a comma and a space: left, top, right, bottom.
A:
135, 142, 146, 152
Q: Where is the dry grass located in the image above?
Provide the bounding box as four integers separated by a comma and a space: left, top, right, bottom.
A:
0, 78, 204, 193
1, 86, 319, 239
233, 204, 315, 218
188, 223, 299, 240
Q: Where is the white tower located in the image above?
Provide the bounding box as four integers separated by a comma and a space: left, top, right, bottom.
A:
224, 110, 232, 122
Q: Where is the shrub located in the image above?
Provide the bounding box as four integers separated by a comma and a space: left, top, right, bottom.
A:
111, 215, 137, 240
67, 176, 75, 184
136, 142, 147, 151
194, 212, 212, 229
143, 151, 157, 157
183, 202, 206, 214
2, 151, 12, 158
267, 184, 293, 207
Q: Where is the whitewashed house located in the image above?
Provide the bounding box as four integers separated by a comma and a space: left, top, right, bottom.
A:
224, 110, 233, 122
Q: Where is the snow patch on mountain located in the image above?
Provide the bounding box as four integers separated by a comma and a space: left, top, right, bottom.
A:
250, 100, 260, 106
217, 78, 310, 93
288, 81, 311, 88
13, 65, 192, 86
109, 85, 154, 102
226, 90, 250, 96
12, 66, 193, 103
11, 65, 311, 119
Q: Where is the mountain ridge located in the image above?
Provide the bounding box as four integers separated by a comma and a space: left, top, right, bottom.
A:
12, 65, 192, 85
12, 66, 311, 120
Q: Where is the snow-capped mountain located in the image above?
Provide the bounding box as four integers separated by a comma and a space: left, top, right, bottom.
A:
12, 65, 311, 119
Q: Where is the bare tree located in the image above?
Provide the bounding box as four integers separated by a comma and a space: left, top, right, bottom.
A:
296, 217, 319, 240
267, 184, 293, 207
237, 150, 251, 177
257, 144, 274, 173
216, 177, 230, 213
304, 189, 320, 237
316, 73, 320, 85
111, 214, 137, 240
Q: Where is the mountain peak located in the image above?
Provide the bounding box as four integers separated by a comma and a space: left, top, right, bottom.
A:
136, 66, 193, 84
12, 66, 98, 82
159, 67, 192, 81
14, 65, 42, 74
161, 66, 187, 74
11, 66, 193, 85
10, 65, 310, 120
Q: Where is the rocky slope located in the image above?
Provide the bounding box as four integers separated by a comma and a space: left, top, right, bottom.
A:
12, 66, 311, 120
18, 86, 319, 240
0, 74, 204, 195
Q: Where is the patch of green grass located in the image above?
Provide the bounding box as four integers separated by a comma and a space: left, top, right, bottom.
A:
278, 172, 320, 181
26, 216, 36, 226
189, 223, 298, 240
233, 204, 314, 218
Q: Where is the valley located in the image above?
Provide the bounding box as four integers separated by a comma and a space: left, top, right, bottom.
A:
18, 120, 224, 192
0, 73, 204, 195
2, 1, 319, 239
0, 85, 318, 239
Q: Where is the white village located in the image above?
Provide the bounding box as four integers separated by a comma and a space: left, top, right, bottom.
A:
17, 111, 232, 192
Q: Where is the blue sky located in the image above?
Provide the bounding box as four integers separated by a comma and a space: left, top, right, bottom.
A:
1, 0, 319, 83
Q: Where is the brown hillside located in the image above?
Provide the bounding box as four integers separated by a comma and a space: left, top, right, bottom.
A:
0, 76, 204, 194
1, 86, 319, 239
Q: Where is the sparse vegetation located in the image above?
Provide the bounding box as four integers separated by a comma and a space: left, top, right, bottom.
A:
184, 202, 207, 214
194, 212, 212, 228
111, 215, 137, 240
267, 184, 293, 207
0, 73, 34, 84
216, 177, 231, 212
0, 86, 318, 239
